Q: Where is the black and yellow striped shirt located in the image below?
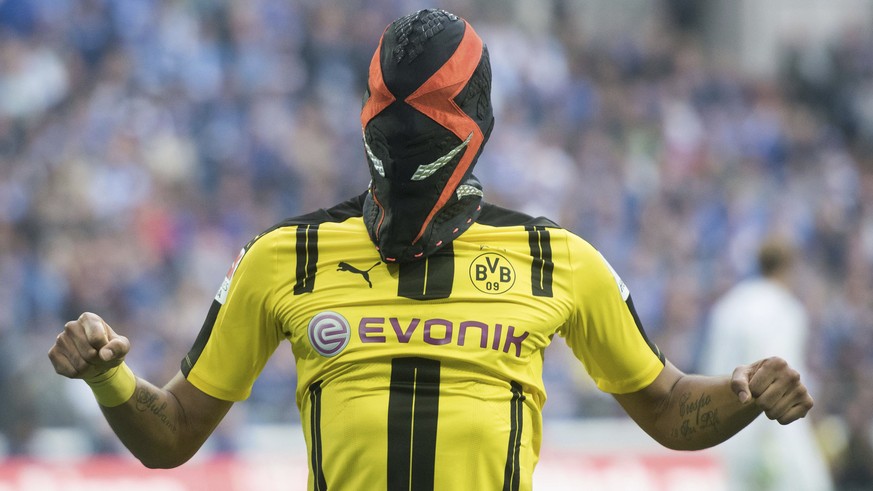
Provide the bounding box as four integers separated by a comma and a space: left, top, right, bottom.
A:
182, 193, 665, 491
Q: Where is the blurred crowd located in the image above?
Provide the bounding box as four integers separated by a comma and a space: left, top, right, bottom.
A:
0, 0, 871, 487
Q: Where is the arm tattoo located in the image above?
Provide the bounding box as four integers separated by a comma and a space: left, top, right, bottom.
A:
670, 391, 720, 440
134, 387, 178, 432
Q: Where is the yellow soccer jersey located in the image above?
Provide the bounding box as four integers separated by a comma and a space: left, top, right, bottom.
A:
182, 193, 665, 491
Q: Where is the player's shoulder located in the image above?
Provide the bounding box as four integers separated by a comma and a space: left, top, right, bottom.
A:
477, 202, 560, 229
247, 193, 366, 246
269, 193, 365, 230
476, 202, 598, 254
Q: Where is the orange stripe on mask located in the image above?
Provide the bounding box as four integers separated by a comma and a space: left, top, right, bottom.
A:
404, 22, 484, 244
361, 34, 397, 130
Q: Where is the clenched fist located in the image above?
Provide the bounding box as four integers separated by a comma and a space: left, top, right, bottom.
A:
731, 356, 814, 424
48, 312, 131, 380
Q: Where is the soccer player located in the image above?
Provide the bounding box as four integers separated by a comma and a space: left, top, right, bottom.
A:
49, 9, 814, 491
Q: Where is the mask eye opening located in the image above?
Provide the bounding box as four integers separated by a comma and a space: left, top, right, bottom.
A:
410, 132, 473, 181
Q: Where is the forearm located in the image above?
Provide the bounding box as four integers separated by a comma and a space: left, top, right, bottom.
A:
654, 374, 762, 450
50, 314, 231, 468
617, 358, 813, 452
98, 377, 201, 468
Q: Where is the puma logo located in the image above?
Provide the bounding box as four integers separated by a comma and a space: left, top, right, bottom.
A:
337, 261, 380, 288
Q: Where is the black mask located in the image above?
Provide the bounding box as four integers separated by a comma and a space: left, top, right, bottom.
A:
361, 9, 494, 263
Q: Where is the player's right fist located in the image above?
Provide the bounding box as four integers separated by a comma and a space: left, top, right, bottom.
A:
48, 312, 131, 380
730, 356, 814, 425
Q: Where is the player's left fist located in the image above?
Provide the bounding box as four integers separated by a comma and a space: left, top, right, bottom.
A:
730, 356, 814, 425
48, 312, 130, 380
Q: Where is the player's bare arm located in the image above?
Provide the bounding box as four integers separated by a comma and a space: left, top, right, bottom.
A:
48, 312, 232, 468
613, 357, 814, 451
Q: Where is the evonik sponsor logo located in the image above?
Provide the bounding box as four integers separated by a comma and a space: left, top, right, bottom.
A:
358, 317, 530, 358
306, 311, 531, 359
308, 311, 351, 357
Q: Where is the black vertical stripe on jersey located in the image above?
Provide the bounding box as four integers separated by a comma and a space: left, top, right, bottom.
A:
626, 294, 665, 364
294, 224, 319, 295
526, 226, 554, 297
387, 357, 440, 491
309, 381, 328, 491
181, 299, 221, 376
502, 382, 525, 491
397, 244, 454, 300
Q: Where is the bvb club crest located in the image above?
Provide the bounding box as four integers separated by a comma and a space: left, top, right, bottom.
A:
469, 252, 515, 294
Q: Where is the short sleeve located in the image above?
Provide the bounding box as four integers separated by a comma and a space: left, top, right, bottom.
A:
182, 235, 283, 401
557, 236, 664, 394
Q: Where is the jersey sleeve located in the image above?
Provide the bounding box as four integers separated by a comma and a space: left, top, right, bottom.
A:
181, 234, 283, 401
557, 235, 665, 394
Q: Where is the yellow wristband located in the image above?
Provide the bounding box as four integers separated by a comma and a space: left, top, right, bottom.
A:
84, 362, 137, 407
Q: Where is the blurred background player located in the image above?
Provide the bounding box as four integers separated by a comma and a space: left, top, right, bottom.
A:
700, 237, 833, 491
